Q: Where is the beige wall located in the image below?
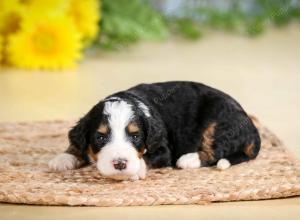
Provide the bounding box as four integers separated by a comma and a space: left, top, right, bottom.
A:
0, 24, 300, 219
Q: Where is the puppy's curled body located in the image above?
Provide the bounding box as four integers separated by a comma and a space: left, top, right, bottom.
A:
49, 81, 261, 180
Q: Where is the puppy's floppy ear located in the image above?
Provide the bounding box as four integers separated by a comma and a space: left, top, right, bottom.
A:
68, 117, 90, 154
68, 102, 104, 157
145, 112, 168, 153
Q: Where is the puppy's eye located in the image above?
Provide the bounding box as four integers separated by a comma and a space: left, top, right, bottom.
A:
95, 133, 107, 144
130, 134, 141, 142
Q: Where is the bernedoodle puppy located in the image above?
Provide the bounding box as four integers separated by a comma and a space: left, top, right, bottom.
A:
49, 81, 261, 180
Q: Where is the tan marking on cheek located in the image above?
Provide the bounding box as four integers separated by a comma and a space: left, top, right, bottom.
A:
127, 122, 139, 133
199, 122, 217, 163
137, 146, 146, 159
87, 146, 98, 162
244, 142, 255, 158
97, 123, 108, 134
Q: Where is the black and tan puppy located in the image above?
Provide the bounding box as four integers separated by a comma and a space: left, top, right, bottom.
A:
49, 81, 260, 180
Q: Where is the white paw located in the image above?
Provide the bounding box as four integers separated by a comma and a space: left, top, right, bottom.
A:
48, 153, 80, 172
176, 153, 201, 169
137, 158, 147, 179
129, 175, 140, 181
217, 158, 231, 170
129, 159, 147, 181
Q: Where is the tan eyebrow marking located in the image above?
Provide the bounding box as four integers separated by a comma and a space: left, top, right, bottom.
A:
127, 122, 139, 133
97, 123, 108, 134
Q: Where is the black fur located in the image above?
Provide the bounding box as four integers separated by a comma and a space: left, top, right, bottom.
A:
68, 81, 261, 168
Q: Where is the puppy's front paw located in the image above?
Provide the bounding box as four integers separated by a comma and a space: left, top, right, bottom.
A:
129, 175, 140, 181
129, 159, 147, 181
176, 153, 201, 169
217, 158, 231, 170
137, 158, 147, 179
48, 153, 80, 172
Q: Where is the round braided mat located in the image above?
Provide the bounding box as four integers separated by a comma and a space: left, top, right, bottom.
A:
0, 118, 299, 206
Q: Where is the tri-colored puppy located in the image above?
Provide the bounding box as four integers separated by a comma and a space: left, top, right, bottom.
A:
49, 81, 261, 180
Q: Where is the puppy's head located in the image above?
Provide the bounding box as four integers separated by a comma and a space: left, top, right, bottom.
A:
68, 97, 162, 180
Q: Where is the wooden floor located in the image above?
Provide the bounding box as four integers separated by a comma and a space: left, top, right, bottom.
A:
1, 24, 300, 219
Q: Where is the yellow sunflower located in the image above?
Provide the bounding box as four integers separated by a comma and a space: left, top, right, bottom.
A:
0, 0, 24, 35
20, 0, 68, 17
7, 16, 82, 69
67, 0, 101, 44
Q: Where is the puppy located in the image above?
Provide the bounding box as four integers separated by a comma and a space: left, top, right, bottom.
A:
49, 81, 260, 180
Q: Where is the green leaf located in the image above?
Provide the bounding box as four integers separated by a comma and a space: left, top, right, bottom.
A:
172, 19, 202, 40
98, 0, 168, 50
246, 19, 265, 37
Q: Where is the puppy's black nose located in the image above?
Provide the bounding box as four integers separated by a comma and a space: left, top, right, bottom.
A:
113, 158, 127, 170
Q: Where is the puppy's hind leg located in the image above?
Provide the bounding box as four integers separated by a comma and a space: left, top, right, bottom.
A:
216, 158, 231, 170
176, 153, 201, 169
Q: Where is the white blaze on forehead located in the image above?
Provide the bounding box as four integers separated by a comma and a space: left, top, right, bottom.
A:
103, 100, 134, 141
104, 97, 122, 102
136, 100, 151, 117
98, 100, 143, 179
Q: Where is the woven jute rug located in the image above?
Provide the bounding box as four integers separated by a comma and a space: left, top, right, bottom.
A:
0, 118, 299, 206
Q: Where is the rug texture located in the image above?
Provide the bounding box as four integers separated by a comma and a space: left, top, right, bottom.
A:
0, 118, 299, 206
